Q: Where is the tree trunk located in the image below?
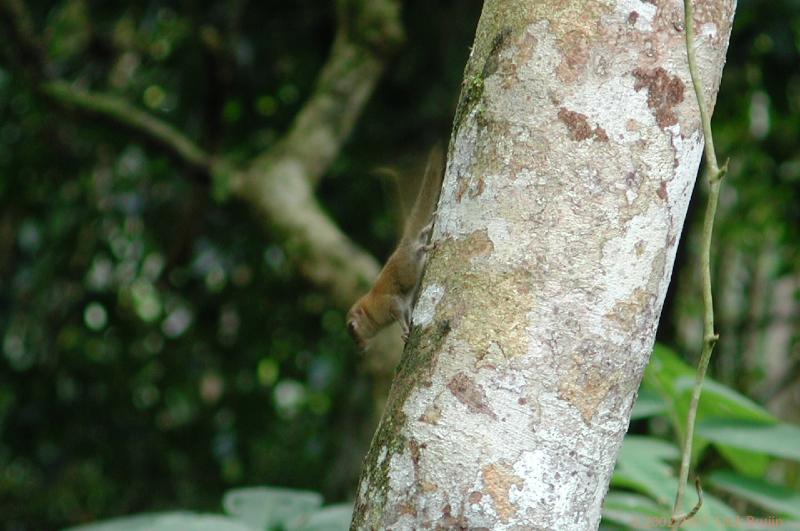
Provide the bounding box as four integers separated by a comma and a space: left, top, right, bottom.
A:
351, 0, 735, 529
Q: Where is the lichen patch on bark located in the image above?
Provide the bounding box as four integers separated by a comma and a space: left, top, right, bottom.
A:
436, 503, 472, 529
556, 30, 590, 83
482, 462, 524, 523
425, 231, 533, 360
456, 175, 486, 202
558, 107, 609, 142
606, 287, 657, 340
558, 353, 618, 424
632, 67, 685, 129
657, 180, 668, 200
447, 372, 498, 419
694, 0, 736, 43
419, 402, 441, 425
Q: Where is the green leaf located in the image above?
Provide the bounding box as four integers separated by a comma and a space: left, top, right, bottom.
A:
715, 445, 771, 477
612, 436, 680, 504
686, 379, 774, 424
63, 512, 252, 531
646, 346, 774, 425
602, 492, 665, 528
644, 345, 776, 466
630, 388, 667, 420
682, 495, 740, 530
698, 419, 800, 461
602, 487, 740, 530
621, 436, 681, 461
222, 487, 323, 529
708, 470, 800, 520
611, 436, 740, 528
287, 504, 353, 531
643, 345, 700, 434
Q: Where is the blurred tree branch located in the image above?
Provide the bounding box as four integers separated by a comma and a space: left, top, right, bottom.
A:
0, 0, 406, 377
251, 0, 403, 187
41, 80, 213, 172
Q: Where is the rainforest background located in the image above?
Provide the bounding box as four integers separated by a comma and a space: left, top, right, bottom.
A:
1, 0, 799, 529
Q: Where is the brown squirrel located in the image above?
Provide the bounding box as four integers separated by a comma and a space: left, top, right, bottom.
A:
346, 145, 445, 350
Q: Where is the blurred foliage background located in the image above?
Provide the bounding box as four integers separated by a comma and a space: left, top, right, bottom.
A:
0, 0, 798, 530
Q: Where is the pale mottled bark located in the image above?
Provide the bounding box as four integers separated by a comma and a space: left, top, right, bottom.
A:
352, 0, 736, 529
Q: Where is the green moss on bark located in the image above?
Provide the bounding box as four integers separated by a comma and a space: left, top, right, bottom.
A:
350, 320, 450, 530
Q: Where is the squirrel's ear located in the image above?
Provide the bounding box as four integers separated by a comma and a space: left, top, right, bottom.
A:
346, 312, 366, 350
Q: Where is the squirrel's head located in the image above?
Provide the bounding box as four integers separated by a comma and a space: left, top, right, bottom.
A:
346, 302, 372, 351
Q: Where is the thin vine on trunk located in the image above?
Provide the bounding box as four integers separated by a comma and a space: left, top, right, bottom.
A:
670, 0, 729, 527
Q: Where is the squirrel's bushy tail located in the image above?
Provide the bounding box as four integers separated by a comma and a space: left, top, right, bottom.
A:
405, 143, 445, 239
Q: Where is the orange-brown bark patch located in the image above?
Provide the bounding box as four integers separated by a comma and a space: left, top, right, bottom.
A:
633, 67, 685, 129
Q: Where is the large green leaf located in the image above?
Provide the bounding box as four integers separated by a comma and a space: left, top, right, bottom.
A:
645, 346, 774, 427
684, 379, 774, 423
681, 495, 743, 530
612, 436, 680, 505
222, 487, 323, 530
611, 436, 740, 529
715, 445, 772, 478
602, 492, 664, 528
708, 470, 800, 520
630, 388, 667, 420
643, 345, 776, 471
602, 488, 741, 530
698, 419, 800, 461
643, 345, 707, 454
63, 513, 252, 531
